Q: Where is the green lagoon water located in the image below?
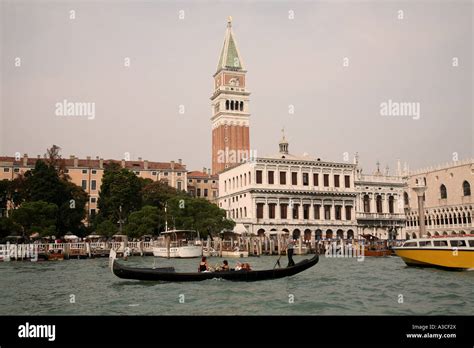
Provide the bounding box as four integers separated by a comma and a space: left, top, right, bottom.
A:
0, 255, 472, 315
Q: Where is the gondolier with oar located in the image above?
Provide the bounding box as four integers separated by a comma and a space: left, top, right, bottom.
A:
287, 237, 295, 267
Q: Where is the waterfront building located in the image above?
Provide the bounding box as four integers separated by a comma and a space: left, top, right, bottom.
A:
211, 17, 251, 174
0, 155, 187, 219
187, 168, 219, 202
354, 159, 406, 240
217, 135, 358, 241
404, 159, 474, 238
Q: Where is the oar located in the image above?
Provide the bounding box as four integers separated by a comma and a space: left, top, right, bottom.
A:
273, 254, 282, 269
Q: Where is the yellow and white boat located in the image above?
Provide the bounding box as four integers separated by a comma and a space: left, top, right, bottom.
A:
394, 235, 474, 271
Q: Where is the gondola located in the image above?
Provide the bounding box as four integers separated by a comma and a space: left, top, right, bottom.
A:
109, 250, 319, 282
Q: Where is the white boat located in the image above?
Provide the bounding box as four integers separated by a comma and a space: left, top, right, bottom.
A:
152, 230, 202, 258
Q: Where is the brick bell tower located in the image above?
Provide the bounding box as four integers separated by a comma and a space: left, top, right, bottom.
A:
211, 16, 250, 174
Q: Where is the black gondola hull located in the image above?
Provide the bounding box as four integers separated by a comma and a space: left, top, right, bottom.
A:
112, 254, 319, 282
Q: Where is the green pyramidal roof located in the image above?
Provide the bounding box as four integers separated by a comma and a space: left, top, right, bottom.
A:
217, 19, 245, 71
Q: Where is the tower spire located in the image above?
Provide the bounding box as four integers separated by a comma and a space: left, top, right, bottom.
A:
217, 17, 245, 72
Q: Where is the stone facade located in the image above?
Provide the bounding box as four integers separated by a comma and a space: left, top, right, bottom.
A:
404, 159, 474, 238
187, 168, 219, 203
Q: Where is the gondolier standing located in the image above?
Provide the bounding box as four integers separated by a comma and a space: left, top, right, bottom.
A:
287, 237, 295, 267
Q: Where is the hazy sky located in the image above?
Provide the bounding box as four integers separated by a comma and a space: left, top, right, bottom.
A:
1, 0, 472, 174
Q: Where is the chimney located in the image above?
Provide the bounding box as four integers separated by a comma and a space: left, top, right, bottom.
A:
37, 155, 41, 159
121, 159, 126, 168
138, 157, 142, 161
22, 154, 28, 166
203, 167, 206, 174
170, 161, 175, 170
73, 156, 78, 167
182, 164, 186, 170
96, 156, 99, 160
144, 160, 149, 170
178, 159, 182, 165
99, 158, 104, 169
208, 168, 211, 175
86, 156, 91, 161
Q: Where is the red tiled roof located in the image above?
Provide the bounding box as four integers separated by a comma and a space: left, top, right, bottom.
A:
0, 156, 186, 171
187, 170, 218, 179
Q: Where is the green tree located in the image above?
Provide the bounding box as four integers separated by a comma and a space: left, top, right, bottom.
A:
97, 163, 145, 223
95, 220, 117, 237
0, 217, 22, 240
142, 180, 181, 209
124, 205, 161, 238
167, 196, 234, 238
12, 201, 58, 237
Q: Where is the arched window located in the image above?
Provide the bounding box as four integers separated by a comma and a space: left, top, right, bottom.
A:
463, 181, 471, 196
404, 192, 409, 205
376, 195, 383, 213
230, 100, 234, 110
440, 184, 447, 199
225, 100, 229, 110
240, 101, 243, 111
388, 196, 394, 214
363, 195, 370, 213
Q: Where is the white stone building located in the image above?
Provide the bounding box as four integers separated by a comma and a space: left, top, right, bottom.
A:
404, 159, 473, 239
354, 160, 406, 240
218, 135, 358, 241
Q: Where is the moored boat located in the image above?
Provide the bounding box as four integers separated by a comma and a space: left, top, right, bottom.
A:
394, 235, 474, 270
152, 230, 202, 258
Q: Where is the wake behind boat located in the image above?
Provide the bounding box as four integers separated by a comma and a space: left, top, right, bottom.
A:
109, 249, 319, 282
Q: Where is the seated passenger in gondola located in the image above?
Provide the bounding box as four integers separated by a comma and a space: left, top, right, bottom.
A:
221, 260, 229, 271
198, 256, 209, 272
241, 263, 252, 271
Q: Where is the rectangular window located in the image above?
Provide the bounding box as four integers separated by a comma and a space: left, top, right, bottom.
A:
81, 180, 87, 190
82, 169, 87, 174
419, 241, 433, 247
197, 188, 201, 197
164, 172, 168, 176
345, 175, 350, 188
204, 188, 208, 197
335, 206, 342, 220
324, 174, 329, 187
345, 206, 352, 220
91, 180, 97, 190
152, 171, 157, 176
303, 204, 309, 219
3, 168, 9, 172
178, 182, 182, 191
324, 205, 331, 220
256, 170, 263, 184
291, 172, 298, 185
14, 168, 20, 173
313, 173, 319, 186
90, 197, 96, 203
268, 171, 274, 184
213, 191, 217, 197
314, 205, 321, 219
334, 175, 340, 188
256, 203, 264, 219
302, 173, 309, 186
197, 179, 201, 183
280, 204, 288, 219
292, 204, 299, 219
269, 204, 276, 219
177, 172, 182, 176
280, 172, 286, 185
188, 179, 192, 183
92, 170, 97, 174
204, 179, 208, 183
433, 240, 448, 247
450, 240, 466, 247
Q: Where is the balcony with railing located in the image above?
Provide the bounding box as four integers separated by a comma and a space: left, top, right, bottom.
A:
356, 212, 406, 220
